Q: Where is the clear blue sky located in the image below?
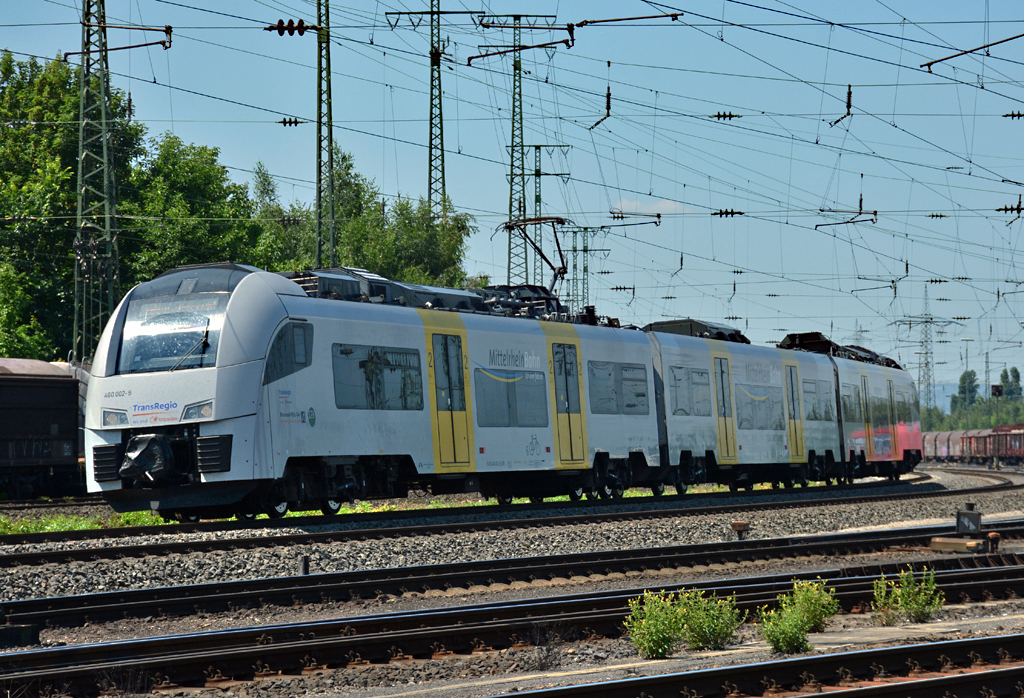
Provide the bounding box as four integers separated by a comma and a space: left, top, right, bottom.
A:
6, 1, 1024, 397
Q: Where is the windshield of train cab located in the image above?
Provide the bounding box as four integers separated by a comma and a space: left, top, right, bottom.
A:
116, 266, 251, 374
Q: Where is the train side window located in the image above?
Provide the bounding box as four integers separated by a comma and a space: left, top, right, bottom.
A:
515, 371, 548, 426
871, 394, 889, 427
691, 369, 712, 416
588, 361, 648, 415
734, 382, 785, 431
802, 379, 819, 421
818, 380, 836, 421
621, 364, 649, 415
588, 361, 618, 414
263, 322, 314, 385
474, 369, 548, 427
669, 366, 691, 416
293, 325, 308, 365
896, 391, 910, 422
332, 343, 422, 410
841, 383, 862, 422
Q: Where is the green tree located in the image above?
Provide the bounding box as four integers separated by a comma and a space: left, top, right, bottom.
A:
118, 132, 258, 286
0, 262, 53, 359
0, 51, 144, 356
950, 370, 978, 413
1010, 367, 1022, 401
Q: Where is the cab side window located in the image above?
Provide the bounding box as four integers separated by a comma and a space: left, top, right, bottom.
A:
263, 322, 314, 385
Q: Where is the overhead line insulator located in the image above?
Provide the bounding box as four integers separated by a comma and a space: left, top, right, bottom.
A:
712, 209, 744, 217
710, 112, 740, 120
277, 118, 306, 127
265, 19, 318, 36
1004, 111, 1024, 119
952, 316, 971, 321
927, 213, 948, 218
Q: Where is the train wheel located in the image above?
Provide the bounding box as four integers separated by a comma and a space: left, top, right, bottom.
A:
176, 512, 200, 523
611, 486, 625, 499
596, 484, 613, 499
496, 494, 514, 506
235, 511, 257, 521
568, 487, 584, 501
529, 496, 545, 504
265, 501, 289, 518
729, 482, 739, 493
650, 482, 665, 497
321, 499, 342, 516
673, 481, 687, 495
586, 489, 601, 500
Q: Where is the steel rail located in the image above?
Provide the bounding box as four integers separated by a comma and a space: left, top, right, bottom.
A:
487, 635, 1024, 697
2, 476, 1013, 569
4, 521, 1024, 627
4, 557, 1024, 694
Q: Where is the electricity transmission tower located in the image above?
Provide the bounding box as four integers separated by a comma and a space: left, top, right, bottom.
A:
891, 285, 960, 411
427, 0, 445, 217
315, 0, 336, 268
386, 7, 482, 219
507, 15, 526, 284
72, 1, 119, 363
474, 14, 565, 285
565, 226, 609, 312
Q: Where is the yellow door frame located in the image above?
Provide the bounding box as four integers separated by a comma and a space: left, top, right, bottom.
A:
708, 345, 738, 464
417, 310, 475, 473
781, 359, 806, 462
539, 322, 588, 469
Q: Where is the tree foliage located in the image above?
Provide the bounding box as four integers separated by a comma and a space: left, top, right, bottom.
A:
0, 52, 476, 359
0, 50, 143, 357
922, 366, 1024, 431
118, 132, 258, 286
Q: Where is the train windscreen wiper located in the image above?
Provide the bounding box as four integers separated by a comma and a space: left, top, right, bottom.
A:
168, 320, 210, 372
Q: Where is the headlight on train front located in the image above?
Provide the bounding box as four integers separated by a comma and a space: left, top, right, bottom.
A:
181, 400, 214, 421
102, 410, 129, 427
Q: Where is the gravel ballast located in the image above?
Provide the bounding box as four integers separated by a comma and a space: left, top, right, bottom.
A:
0, 472, 1018, 602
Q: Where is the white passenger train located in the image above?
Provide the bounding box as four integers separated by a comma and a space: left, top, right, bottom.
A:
85, 263, 922, 520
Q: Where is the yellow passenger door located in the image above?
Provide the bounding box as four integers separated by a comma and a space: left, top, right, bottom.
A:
713, 356, 738, 462
784, 363, 805, 460
552, 342, 585, 463
431, 333, 470, 466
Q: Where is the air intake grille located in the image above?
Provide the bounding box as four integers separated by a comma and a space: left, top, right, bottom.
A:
196, 435, 232, 473
92, 444, 123, 482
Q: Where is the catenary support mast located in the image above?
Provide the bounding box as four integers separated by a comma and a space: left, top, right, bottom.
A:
73, 0, 120, 363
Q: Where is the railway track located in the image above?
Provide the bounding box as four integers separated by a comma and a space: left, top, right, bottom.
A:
0, 473, 935, 544
488, 634, 1024, 697
0, 496, 105, 513
5, 554, 1024, 695
2, 474, 1015, 568
4, 519, 1023, 628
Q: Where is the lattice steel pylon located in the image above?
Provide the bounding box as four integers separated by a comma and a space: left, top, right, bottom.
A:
427, 0, 445, 218
315, 0, 337, 268
74, 0, 119, 364
892, 286, 961, 411
506, 15, 527, 285
919, 287, 935, 410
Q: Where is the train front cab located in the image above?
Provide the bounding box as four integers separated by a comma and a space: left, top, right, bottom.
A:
86, 266, 302, 517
